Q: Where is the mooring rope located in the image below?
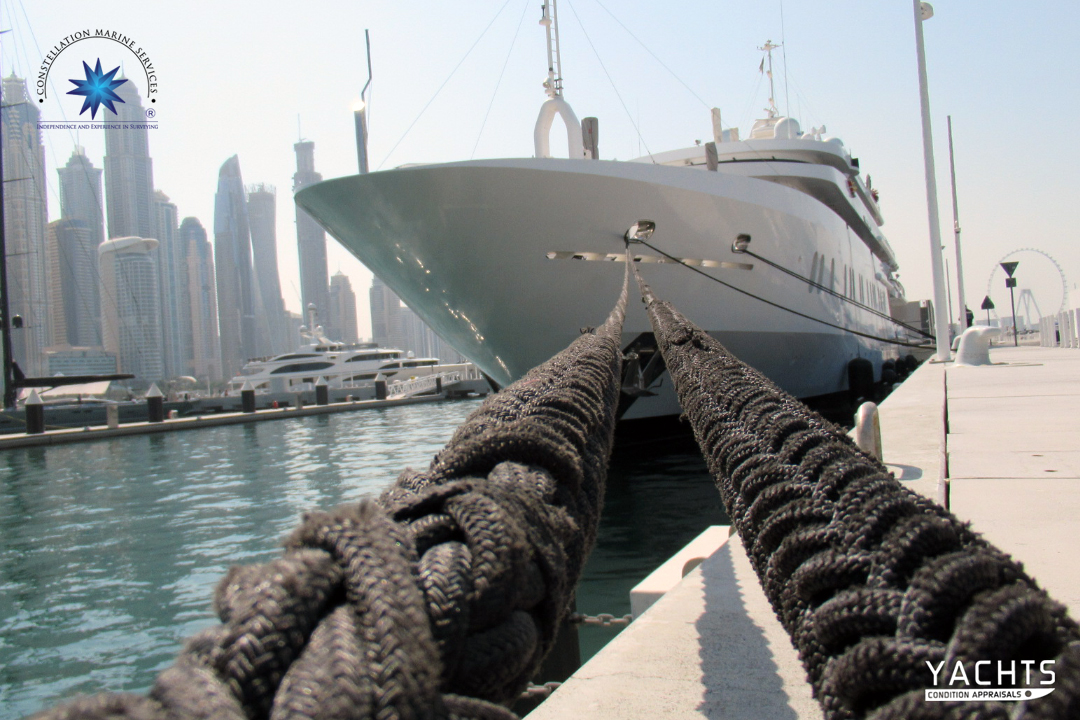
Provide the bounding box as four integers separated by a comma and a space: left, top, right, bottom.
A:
634, 266, 1080, 719
29, 265, 629, 720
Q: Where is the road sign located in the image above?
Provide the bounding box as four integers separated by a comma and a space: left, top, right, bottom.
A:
981, 296, 995, 310
1001, 261, 1019, 277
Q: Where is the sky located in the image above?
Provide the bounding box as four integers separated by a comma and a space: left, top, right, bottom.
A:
7, 0, 1080, 338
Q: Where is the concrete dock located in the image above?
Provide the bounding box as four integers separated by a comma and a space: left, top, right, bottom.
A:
0, 393, 448, 450
527, 343, 1080, 718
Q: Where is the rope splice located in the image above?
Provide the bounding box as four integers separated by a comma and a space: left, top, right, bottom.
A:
30, 264, 630, 720
634, 267, 1080, 719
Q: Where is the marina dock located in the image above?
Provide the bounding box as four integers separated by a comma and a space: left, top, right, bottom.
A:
526, 343, 1080, 718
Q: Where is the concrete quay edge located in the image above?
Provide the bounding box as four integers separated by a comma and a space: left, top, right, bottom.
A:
0, 394, 445, 450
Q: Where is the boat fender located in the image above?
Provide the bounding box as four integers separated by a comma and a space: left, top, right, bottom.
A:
847, 358, 874, 403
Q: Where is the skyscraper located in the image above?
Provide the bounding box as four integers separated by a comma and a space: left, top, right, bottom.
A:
153, 191, 186, 377
246, 184, 289, 355
293, 141, 329, 319
58, 146, 105, 248
369, 275, 407, 350
45, 219, 99, 347
57, 146, 104, 339
327, 271, 358, 343
179, 217, 221, 381
1, 74, 50, 376
214, 155, 259, 377
98, 236, 164, 383
103, 79, 155, 239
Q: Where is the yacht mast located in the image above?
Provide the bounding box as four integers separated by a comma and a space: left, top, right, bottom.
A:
540, 0, 564, 99
534, 0, 585, 158
759, 40, 781, 118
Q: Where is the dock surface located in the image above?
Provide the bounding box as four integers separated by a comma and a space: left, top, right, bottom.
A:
528, 343, 1080, 718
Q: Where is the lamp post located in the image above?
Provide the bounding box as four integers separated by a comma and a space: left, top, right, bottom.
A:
913, 1, 951, 362
947, 116, 968, 331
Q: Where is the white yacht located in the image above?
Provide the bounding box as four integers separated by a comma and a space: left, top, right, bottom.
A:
294, 5, 930, 422
226, 318, 450, 395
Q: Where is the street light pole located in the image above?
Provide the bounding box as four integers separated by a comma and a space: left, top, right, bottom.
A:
912, 1, 951, 362
947, 116, 968, 331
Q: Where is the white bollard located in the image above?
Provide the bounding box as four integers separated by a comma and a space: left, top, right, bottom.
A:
852, 401, 882, 461
955, 326, 1000, 366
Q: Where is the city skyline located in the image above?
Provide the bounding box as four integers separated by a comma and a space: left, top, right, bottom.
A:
7, 1, 1080, 342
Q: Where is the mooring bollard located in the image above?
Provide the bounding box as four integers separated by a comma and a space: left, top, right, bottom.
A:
293, 393, 303, 410
106, 404, 119, 428
241, 381, 256, 413
852, 401, 883, 461
146, 383, 165, 423
315, 376, 329, 406
25, 389, 44, 434
435, 376, 443, 394
374, 373, 387, 400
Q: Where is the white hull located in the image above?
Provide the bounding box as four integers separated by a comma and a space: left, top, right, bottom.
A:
297, 157, 919, 420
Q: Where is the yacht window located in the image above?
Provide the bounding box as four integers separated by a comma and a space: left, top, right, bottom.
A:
379, 362, 402, 369
271, 361, 335, 374
349, 373, 378, 381
274, 354, 320, 361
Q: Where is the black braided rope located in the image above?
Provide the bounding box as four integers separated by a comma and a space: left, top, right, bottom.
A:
29, 267, 630, 720
635, 270, 1080, 719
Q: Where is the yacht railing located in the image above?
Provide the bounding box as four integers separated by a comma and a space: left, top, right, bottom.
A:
387, 372, 462, 399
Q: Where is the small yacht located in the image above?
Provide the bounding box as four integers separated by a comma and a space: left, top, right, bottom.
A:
226, 317, 446, 395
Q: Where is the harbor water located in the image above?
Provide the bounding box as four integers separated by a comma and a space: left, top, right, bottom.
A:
0, 398, 726, 718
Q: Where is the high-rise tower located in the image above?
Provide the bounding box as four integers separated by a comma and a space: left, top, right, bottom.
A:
154, 191, 186, 377
293, 141, 329, 320
58, 146, 105, 248
57, 146, 105, 339
213, 155, 259, 377
1, 75, 50, 376
45, 219, 99, 348
369, 275, 406, 350
98, 236, 164, 383
103, 79, 155, 239
328, 271, 358, 343
246, 184, 289, 355
179, 217, 221, 381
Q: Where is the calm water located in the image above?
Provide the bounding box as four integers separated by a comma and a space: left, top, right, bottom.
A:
0, 400, 726, 718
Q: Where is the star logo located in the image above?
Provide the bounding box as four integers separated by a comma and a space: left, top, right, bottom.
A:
67, 59, 128, 119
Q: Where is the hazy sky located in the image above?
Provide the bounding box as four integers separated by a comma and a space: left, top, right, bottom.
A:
8, 0, 1080, 338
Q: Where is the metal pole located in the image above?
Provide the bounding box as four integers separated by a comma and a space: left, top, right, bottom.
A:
947, 116, 968, 330
354, 29, 373, 175
944, 255, 954, 330
1009, 284, 1019, 346
912, 1, 951, 362
0, 48, 17, 409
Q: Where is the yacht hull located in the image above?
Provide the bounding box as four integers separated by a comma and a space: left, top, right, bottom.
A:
296, 158, 909, 420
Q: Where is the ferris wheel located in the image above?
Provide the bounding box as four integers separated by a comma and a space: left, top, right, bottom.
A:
984, 248, 1069, 322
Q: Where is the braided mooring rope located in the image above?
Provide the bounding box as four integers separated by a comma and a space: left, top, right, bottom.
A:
635, 269, 1080, 719
30, 267, 629, 720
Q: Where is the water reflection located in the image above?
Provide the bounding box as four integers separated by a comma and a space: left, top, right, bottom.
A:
0, 403, 726, 717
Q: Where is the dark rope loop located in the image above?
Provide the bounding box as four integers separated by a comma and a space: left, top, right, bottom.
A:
30, 262, 632, 720
633, 264, 1080, 719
